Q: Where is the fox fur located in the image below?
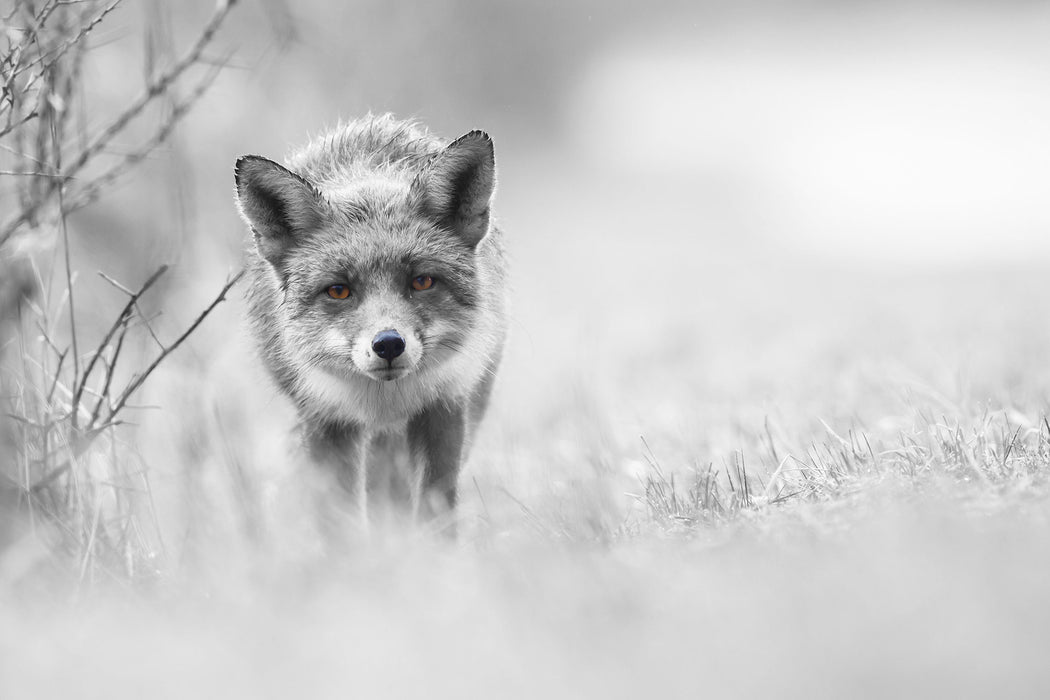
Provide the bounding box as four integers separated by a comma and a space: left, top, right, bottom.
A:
233, 114, 507, 521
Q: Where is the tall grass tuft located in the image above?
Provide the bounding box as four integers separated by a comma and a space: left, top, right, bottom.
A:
637, 410, 1050, 537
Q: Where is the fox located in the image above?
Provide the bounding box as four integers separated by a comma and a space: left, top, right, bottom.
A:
233, 114, 507, 524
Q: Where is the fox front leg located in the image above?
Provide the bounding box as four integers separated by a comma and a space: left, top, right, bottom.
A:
408, 401, 467, 519
304, 421, 368, 520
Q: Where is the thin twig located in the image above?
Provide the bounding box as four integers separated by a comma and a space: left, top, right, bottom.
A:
0, 0, 239, 245
13, 0, 121, 80
45, 346, 68, 404
54, 117, 81, 427
105, 269, 244, 422
70, 264, 168, 422
66, 0, 233, 178
0, 109, 40, 140
88, 317, 128, 426
96, 270, 134, 295
0, 170, 69, 177
63, 60, 225, 214
0, 1, 58, 78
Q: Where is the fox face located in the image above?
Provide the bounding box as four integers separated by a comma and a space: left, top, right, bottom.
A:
268, 210, 481, 385
235, 129, 502, 427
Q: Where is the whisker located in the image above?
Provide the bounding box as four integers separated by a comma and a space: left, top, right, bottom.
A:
435, 340, 467, 354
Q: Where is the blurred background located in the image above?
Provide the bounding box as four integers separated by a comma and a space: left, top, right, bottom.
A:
60, 0, 1050, 455
77, 0, 1050, 267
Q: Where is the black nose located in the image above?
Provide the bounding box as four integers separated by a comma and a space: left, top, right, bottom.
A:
371, 329, 406, 360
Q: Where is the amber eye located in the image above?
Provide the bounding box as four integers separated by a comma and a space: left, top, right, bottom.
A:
327, 284, 350, 299
411, 275, 434, 291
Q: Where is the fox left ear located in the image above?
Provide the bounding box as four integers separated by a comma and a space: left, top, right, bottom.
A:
411, 130, 495, 248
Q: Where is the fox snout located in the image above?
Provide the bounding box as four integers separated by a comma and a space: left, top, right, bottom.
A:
371, 329, 406, 361
347, 323, 423, 382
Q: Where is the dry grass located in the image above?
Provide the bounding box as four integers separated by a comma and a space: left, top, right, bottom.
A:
638, 411, 1050, 536
0, 0, 241, 583
5, 268, 1050, 699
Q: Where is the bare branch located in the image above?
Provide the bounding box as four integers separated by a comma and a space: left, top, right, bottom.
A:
70, 264, 168, 423
46, 346, 68, 404
98, 269, 166, 348
12, 0, 122, 80
24, 268, 241, 493
0, 109, 40, 140
0, 170, 70, 177
0, 0, 239, 245
0, 1, 60, 78
63, 0, 236, 178
88, 317, 128, 425
63, 60, 225, 214
105, 269, 244, 423
1, 0, 245, 582
96, 271, 135, 296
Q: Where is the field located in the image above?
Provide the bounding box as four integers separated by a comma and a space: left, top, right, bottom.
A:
2, 2, 1050, 698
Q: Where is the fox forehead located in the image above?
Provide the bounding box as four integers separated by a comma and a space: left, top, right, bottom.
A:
296, 217, 468, 273
324, 173, 408, 208
280, 171, 451, 278
278, 221, 477, 308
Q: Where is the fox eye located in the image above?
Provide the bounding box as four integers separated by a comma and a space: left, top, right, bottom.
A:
411, 275, 435, 291
327, 284, 350, 299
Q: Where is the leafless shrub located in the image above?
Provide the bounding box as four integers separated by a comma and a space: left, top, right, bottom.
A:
0, 0, 240, 585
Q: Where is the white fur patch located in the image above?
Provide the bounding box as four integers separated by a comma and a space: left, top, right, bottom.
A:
350, 326, 423, 378
326, 175, 407, 205
295, 307, 501, 430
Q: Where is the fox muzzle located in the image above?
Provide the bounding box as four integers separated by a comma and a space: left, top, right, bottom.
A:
371, 329, 406, 361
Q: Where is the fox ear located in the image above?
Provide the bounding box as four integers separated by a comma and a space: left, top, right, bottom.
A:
234, 155, 325, 268
412, 131, 495, 248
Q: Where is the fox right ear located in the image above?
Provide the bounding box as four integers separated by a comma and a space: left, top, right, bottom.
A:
411, 131, 496, 248
234, 156, 325, 268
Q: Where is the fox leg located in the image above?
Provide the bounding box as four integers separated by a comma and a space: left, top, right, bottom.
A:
304, 421, 368, 525
408, 401, 466, 519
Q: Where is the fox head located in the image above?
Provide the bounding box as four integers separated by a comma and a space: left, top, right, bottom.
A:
234, 131, 496, 391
